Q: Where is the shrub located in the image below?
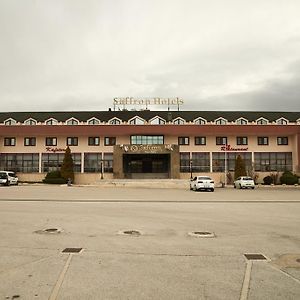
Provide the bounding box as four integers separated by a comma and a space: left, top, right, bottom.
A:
234, 155, 246, 179
263, 175, 273, 185
43, 171, 67, 184
60, 146, 74, 182
280, 171, 299, 185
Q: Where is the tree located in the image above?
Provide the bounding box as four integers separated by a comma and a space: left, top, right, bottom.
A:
234, 155, 247, 179
60, 146, 74, 182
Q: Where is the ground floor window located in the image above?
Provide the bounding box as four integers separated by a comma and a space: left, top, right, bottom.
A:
180, 152, 190, 172
103, 153, 113, 173
212, 152, 252, 172
254, 152, 292, 171
191, 152, 210, 172
0, 153, 39, 173
84, 153, 102, 172
42, 153, 81, 173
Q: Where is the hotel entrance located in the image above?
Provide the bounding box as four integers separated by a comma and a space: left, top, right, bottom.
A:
123, 154, 170, 179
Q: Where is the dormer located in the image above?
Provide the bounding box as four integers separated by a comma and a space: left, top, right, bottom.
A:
193, 117, 207, 125
129, 116, 145, 125
256, 117, 269, 125
215, 117, 227, 125
149, 116, 166, 125
296, 118, 300, 125
45, 118, 58, 125
4, 118, 17, 125
276, 117, 288, 125
66, 117, 79, 125
24, 118, 37, 125
236, 117, 248, 125
173, 117, 185, 125
108, 117, 122, 125
87, 117, 100, 125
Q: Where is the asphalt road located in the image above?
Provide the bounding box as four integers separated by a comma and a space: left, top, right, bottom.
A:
0, 185, 300, 300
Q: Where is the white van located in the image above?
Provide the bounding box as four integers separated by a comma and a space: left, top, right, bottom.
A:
0, 171, 19, 186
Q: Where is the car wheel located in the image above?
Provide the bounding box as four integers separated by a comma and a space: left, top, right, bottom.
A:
211, 188, 214, 192
239, 184, 242, 189
251, 186, 255, 189
234, 184, 236, 189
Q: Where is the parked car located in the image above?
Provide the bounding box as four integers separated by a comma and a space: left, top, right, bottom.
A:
0, 172, 9, 186
0, 171, 18, 186
190, 176, 214, 192
234, 176, 255, 189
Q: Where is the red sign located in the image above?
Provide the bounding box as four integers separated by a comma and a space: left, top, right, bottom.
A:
220, 144, 248, 151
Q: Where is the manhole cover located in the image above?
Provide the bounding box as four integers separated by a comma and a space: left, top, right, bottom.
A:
62, 248, 83, 253
244, 254, 267, 260
188, 231, 215, 238
34, 228, 62, 234
118, 230, 142, 236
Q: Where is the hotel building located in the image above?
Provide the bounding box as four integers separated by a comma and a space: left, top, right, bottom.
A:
0, 110, 299, 184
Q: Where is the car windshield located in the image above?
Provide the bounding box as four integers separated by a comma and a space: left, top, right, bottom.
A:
198, 177, 212, 180
8, 172, 16, 177
243, 177, 253, 180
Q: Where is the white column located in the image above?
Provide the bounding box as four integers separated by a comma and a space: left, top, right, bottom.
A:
81, 153, 84, 173
39, 152, 42, 173
210, 152, 213, 173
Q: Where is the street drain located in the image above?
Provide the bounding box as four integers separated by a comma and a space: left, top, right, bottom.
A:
34, 228, 62, 234
188, 231, 215, 238
118, 230, 142, 236
62, 248, 83, 253
244, 254, 267, 260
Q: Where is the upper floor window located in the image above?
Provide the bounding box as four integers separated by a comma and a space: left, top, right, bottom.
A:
66, 118, 79, 125
216, 136, 227, 145
4, 118, 17, 125
236, 136, 248, 145
149, 116, 166, 125
108, 118, 121, 125
4, 137, 16, 146
24, 137, 36, 146
24, 118, 37, 125
88, 137, 100, 146
67, 137, 78, 146
236, 118, 248, 125
173, 117, 185, 125
45, 118, 58, 125
129, 116, 145, 125
215, 118, 227, 125
256, 118, 268, 125
277, 137, 288, 145
131, 135, 164, 145
194, 117, 207, 125
87, 118, 100, 125
178, 137, 189, 145
104, 137, 116, 146
195, 136, 206, 145
257, 136, 269, 145
46, 137, 57, 146
276, 118, 288, 125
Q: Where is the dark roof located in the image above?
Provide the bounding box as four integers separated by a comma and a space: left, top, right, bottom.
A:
0, 110, 300, 122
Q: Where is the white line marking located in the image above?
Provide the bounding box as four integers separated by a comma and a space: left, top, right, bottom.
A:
268, 264, 300, 285
49, 254, 73, 300
240, 261, 253, 300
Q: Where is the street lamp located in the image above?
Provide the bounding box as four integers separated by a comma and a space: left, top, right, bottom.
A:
100, 160, 104, 180
190, 159, 193, 179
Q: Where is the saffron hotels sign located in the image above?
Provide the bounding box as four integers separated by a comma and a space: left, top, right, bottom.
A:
113, 97, 184, 106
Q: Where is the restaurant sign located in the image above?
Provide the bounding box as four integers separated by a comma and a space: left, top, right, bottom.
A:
220, 145, 248, 151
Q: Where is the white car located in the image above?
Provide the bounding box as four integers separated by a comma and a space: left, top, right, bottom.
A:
0, 171, 18, 186
234, 176, 255, 189
190, 176, 214, 192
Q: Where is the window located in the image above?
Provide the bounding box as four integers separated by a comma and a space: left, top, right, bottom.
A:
216, 137, 227, 145
149, 117, 166, 125
180, 152, 190, 172
24, 137, 36, 146
227, 153, 252, 172
257, 137, 268, 145
256, 118, 268, 125
129, 117, 145, 125
191, 152, 210, 172
103, 153, 113, 172
46, 137, 57, 146
131, 135, 164, 145
24, 118, 37, 125
236, 137, 248, 145
88, 118, 100, 125
277, 137, 288, 145
4, 118, 17, 125
109, 118, 121, 125
195, 136, 206, 145
276, 118, 288, 125
212, 152, 225, 172
0, 153, 39, 173
42, 153, 81, 173
173, 118, 185, 125
215, 118, 227, 125
236, 118, 248, 125
67, 137, 78, 146
88, 137, 100, 146
104, 137, 116, 146
254, 152, 292, 172
178, 137, 189, 145
45, 118, 58, 125
84, 153, 102, 172
66, 118, 79, 125
194, 118, 206, 125
4, 137, 16, 146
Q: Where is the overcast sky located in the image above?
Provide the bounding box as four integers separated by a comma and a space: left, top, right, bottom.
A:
1, 0, 300, 112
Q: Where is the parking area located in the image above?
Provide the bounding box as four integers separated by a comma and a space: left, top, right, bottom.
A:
0, 185, 300, 299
